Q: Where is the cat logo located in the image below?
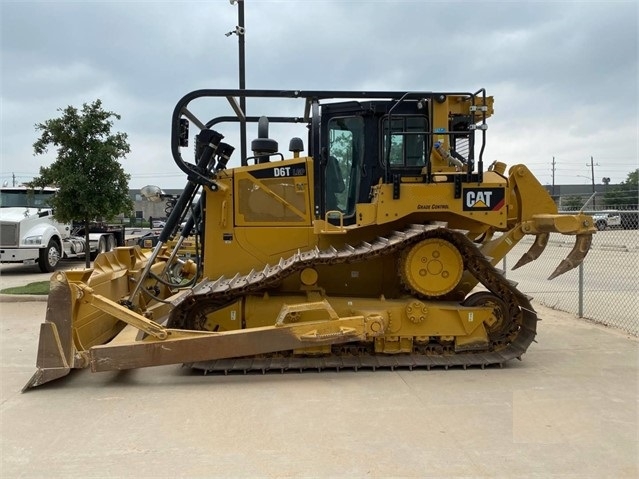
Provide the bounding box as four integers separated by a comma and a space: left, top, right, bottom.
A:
463, 187, 505, 211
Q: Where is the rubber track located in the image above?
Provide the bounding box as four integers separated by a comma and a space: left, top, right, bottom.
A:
167, 224, 538, 371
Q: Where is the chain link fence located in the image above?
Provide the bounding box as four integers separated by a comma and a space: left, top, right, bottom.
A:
501, 206, 638, 336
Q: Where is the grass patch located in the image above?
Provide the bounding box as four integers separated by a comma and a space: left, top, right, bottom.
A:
0, 281, 50, 295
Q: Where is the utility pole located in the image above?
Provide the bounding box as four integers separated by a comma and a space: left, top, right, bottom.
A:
551, 156, 556, 197
12, 172, 16, 187
586, 157, 599, 209
227, 0, 247, 165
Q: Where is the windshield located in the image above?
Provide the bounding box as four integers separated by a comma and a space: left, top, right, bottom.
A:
0, 190, 55, 208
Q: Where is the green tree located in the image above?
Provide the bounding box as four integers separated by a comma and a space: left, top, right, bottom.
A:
30, 100, 133, 267
561, 195, 585, 211
604, 169, 639, 209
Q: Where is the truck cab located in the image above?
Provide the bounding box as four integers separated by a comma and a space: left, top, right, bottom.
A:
0, 185, 120, 272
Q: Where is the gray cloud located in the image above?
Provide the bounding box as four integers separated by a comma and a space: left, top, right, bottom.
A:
1, 0, 637, 189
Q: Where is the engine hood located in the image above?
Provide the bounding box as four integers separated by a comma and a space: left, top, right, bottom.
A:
0, 207, 46, 223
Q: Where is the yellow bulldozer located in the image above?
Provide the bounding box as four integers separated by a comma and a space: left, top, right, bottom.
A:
24, 88, 595, 390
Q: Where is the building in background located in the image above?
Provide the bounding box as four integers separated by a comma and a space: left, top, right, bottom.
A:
126, 188, 184, 226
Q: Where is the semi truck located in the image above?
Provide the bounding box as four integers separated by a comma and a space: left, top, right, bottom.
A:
0, 185, 123, 272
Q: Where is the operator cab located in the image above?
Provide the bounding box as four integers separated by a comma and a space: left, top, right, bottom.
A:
315, 99, 472, 225
169, 89, 487, 228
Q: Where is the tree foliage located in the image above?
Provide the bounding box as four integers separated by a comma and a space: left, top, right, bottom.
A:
30, 100, 133, 266
562, 195, 586, 210
604, 169, 639, 208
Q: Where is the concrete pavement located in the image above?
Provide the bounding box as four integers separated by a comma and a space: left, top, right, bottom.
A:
1, 299, 637, 478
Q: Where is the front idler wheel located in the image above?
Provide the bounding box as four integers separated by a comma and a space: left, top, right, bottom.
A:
462, 292, 511, 340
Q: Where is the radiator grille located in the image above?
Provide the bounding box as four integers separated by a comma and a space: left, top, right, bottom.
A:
453, 137, 470, 162
0, 223, 18, 247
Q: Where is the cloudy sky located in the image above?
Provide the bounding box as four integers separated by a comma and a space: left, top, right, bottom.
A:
1, 0, 637, 190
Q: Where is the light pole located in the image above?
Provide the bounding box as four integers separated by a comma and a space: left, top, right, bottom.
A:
576, 175, 596, 209
586, 157, 599, 209
227, 0, 247, 165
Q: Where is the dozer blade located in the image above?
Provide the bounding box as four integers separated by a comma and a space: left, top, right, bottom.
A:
22, 250, 383, 389
23, 275, 75, 391
512, 233, 549, 270
548, 233, 592, 280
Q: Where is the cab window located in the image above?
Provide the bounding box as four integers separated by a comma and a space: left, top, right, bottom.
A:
382, 115, 428, 167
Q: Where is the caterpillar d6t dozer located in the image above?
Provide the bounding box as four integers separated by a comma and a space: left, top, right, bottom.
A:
24, 88, 596, 390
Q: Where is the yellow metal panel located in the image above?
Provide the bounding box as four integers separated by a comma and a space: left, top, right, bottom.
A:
233, 157, 312, 227
374, 182, 507, 229
356, 203, 377, 226
201, 301, 243, 332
